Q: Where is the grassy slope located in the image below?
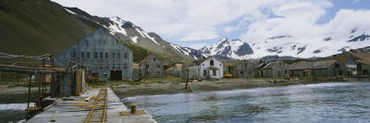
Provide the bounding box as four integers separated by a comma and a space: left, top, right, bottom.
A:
0, 0, 95, 55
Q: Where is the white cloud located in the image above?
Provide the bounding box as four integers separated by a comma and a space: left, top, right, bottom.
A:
242, 0, 334, 41
189, 43, 209, 49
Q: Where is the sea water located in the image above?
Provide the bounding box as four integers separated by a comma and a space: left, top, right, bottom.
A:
0, 103, 34, 123
123, 82, 370, 123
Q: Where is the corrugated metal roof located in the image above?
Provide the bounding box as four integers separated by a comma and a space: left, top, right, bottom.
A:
356, 60, 370, 66
346, 51, 370, 59
289, 60, 337, 70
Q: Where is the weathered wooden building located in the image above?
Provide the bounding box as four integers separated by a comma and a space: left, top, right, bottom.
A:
236, 60, 254, 78
139, 54, 163, 78
289, 60, 348, 77
356, 60, 370, 76
325, 50, 370, 75
189, 57, 223, 79
260, 60, 289, 78
55, 28, 133, 81
165, 64, 183, 77
223, 61, 238, 78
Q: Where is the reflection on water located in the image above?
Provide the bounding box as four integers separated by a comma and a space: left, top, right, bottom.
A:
123, 82, 370, 122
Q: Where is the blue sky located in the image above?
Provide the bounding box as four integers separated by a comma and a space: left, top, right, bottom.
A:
52, 0, 370, 49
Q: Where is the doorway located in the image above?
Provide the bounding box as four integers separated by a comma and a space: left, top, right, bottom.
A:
110, 70, 122, 81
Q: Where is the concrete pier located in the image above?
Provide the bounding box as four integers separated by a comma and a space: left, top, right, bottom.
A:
27, 87, 156, 123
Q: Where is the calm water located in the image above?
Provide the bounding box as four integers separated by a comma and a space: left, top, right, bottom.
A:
122, 82, 370, 123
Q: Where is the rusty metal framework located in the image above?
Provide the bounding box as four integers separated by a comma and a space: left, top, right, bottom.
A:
0, 52, 65, 112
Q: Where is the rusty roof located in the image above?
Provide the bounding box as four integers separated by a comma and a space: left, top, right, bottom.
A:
346, 51, 370, 59
132, 63, 139, 69
289, 60, 338, 70
325, 56, 349, 64
356, 60, 370, 66
175, 64, 183, 71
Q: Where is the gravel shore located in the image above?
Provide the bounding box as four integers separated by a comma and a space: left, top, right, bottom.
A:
111, 78, 330, 99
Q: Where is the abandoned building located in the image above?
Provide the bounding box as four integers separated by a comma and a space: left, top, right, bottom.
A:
188, 57, 223, 79
356, 60, 370, 76
55, 28, 133, 81
165, 64, 183, 77
139, 54, 163, 78
325, 50, 370, 75
260, 60, 289, 78
236, 60, 254, 78
289, 60, 348, 77
223, 61, 238, 78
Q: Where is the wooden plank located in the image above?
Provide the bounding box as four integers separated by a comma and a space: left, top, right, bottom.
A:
50, 111, 59, 122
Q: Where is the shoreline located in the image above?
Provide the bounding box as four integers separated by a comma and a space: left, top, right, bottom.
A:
1, 77, 369, 103
111, 77, 370, 99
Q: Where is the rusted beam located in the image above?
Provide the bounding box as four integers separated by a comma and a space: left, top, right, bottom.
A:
84, 88, 103, 123
102, 87, 108, 123
0, 64, 64, 74
27, 74, 32, 109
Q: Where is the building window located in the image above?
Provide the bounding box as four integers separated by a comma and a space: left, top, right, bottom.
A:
335, 63, 340, 68
123, 63, 128, 69
118, 53, 120, 59
153, 58, 156, 61
94, 52, 98, 58
87, 52, 90, 58
146, 64, 149, 69
213, 69, 217, 76
105, 52, 108, 58
240, 71, 244, 75
203, 70, 207, 76
220, 64, 222, 66
124, 53, 128, 59
100, 52, 103, 58
210, 60, 214, 66
157, 64, 161, 68
81, 52, 85, 58
113, 53, 116, 58
72, 51, 76, 58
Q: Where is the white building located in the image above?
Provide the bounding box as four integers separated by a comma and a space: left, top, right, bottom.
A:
189, 57, 223, 79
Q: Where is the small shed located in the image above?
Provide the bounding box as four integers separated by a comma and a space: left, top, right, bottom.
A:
139, 54, 163, 78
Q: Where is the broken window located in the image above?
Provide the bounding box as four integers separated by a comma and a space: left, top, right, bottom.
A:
81, 52, 84, 58
87, 52, 90, 58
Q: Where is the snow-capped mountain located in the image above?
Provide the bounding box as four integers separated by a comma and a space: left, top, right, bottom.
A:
64, 7, 370, 61
249, 29, 370, 58
64, 7, 202, 62
200, 38, 254, 60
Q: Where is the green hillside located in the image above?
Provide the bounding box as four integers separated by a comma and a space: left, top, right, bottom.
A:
0, 0, 95, 55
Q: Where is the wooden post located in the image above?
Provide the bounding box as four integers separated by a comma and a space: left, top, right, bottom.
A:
27, 74, 32, 109
37, 73, 41, 106
185, 79, 188, 89
50, 111, 59, 122
131, 105, 136, 113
